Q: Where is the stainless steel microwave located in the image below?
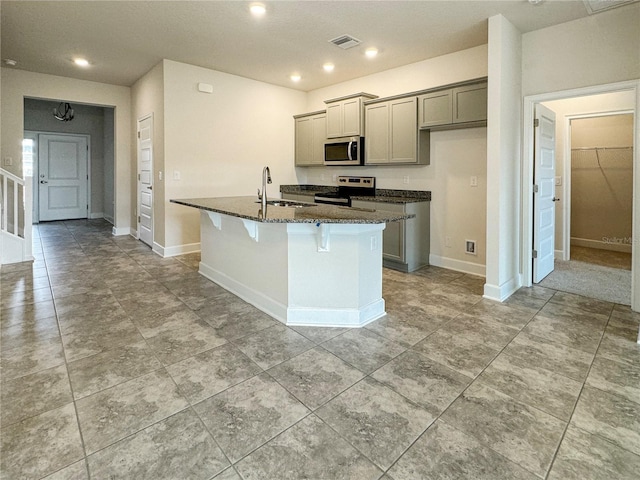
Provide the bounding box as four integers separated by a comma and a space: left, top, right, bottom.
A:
324, 136, 365, 166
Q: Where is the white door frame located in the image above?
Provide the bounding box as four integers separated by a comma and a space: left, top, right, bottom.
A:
522, 79, 640, 310
137, 114, 153, 246
28, 131, 91, 223
562, 110, 635, 261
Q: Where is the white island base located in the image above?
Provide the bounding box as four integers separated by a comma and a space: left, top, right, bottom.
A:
198, 210, 386, 328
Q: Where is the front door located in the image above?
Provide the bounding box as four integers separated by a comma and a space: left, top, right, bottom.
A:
137, 115, 153, 246
533, 104, 557, 283
38, 134, 88, 221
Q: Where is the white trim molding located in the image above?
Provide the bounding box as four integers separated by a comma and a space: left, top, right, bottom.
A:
112, 226, 135, 236
483, 276, 520, 302
158, 242, 201, 258
429, 254, 486, 277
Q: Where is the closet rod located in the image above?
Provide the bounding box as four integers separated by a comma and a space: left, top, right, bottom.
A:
571, 146, 633, 151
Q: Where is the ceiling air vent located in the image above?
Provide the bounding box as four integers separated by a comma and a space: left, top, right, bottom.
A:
583, 0, 638, 14
329, 35, 362, 50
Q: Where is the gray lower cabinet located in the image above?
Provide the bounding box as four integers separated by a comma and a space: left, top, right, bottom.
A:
351, 199, 430, 272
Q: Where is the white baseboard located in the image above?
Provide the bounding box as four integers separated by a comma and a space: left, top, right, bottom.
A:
483, 275, 520, 302
571, 237, 632, 253
429, 253, 486, 277
89, 212, 104, 219
103, 215, 114, 225
151, 242, 201, 258
112, 226, 135, 236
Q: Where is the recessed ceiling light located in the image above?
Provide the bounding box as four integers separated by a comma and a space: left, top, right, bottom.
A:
3, 59, 17, 66
365, 47, 378, 58
290, 74, 301, 82
74, 58, 90, 67
250, 3, 266, 16
323, 63, 335, 72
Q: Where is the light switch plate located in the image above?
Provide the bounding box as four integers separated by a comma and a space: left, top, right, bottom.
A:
173, 170, 181, 181
3, 157, 13, 166
470, 176, 478, 187
555, 176, 562, 186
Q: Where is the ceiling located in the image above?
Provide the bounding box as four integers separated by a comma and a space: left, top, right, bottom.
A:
0, 1, 634, 92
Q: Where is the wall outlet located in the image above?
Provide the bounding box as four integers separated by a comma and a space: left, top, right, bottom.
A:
470, 176, 478, 187
3, 157, 12, 166
332, 174, 337, 182
403, 175, 409, 184
370, 236, 377, 251
320, 173, 326, 181
159, 171, 163, 181
445, 236, 452, 248
465, 239, 477, 255
173, 170, 181, 181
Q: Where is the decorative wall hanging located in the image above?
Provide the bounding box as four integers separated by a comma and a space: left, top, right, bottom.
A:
53, 102, 74, 122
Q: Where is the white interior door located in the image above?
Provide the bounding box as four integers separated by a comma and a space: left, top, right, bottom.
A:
38, 134, 88, 221
138, 115, 153, 247
533, 104, 557, 283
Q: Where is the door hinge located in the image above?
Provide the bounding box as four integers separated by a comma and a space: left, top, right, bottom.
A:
534, 118, 539, 128
138, 216, 141, 223
138, 173, 140, 181
533, 184, 539, 193
532, 249, 538, 259
137, 131, 141, 138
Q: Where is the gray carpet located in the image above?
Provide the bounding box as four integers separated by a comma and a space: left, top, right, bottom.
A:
539, 260, 631, 306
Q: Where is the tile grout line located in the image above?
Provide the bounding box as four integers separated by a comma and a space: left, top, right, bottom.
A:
542, 300, 616, 479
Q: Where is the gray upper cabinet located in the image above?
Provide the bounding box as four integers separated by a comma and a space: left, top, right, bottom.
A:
365, 96, 429, 165
452, 83, 488, 124
294, 111, 326, 167
418, 90, 453, 128
325, 93, 377, 138
418, 81, 487, 130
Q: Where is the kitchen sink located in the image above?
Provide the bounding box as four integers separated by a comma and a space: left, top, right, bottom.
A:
255, 200, 317, 208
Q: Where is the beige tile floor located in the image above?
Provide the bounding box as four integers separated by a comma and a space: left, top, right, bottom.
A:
1, 219, 640, 479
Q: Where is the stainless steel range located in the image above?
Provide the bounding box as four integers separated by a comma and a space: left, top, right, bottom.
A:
314, 176, 376, 206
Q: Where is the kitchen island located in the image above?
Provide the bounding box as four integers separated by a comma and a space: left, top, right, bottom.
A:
171, 196, 414, 327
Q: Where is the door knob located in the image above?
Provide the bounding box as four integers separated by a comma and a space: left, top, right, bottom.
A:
552, 197, 560, 202
40, 180, 48, 184
147, 186, 153, 190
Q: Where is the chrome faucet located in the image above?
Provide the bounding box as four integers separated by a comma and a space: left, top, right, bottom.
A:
258, 166, 272, 211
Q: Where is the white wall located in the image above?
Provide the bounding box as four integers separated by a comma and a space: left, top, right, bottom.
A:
303, 45, 489, 274
570, 114, 633, 251
522, 3, 640, 97
131, 62, 165, 244
542, 91, 636, 254
0, 68, 131, 232
103, 108, 115, 223
161, 60, 307, 250
485, 15, 522, 301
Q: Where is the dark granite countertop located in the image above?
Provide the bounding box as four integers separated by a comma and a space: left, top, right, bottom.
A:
171, 196, 415, 224
280, 185, 431, 204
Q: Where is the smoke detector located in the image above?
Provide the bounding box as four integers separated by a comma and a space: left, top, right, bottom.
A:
329, 35, 361, 50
